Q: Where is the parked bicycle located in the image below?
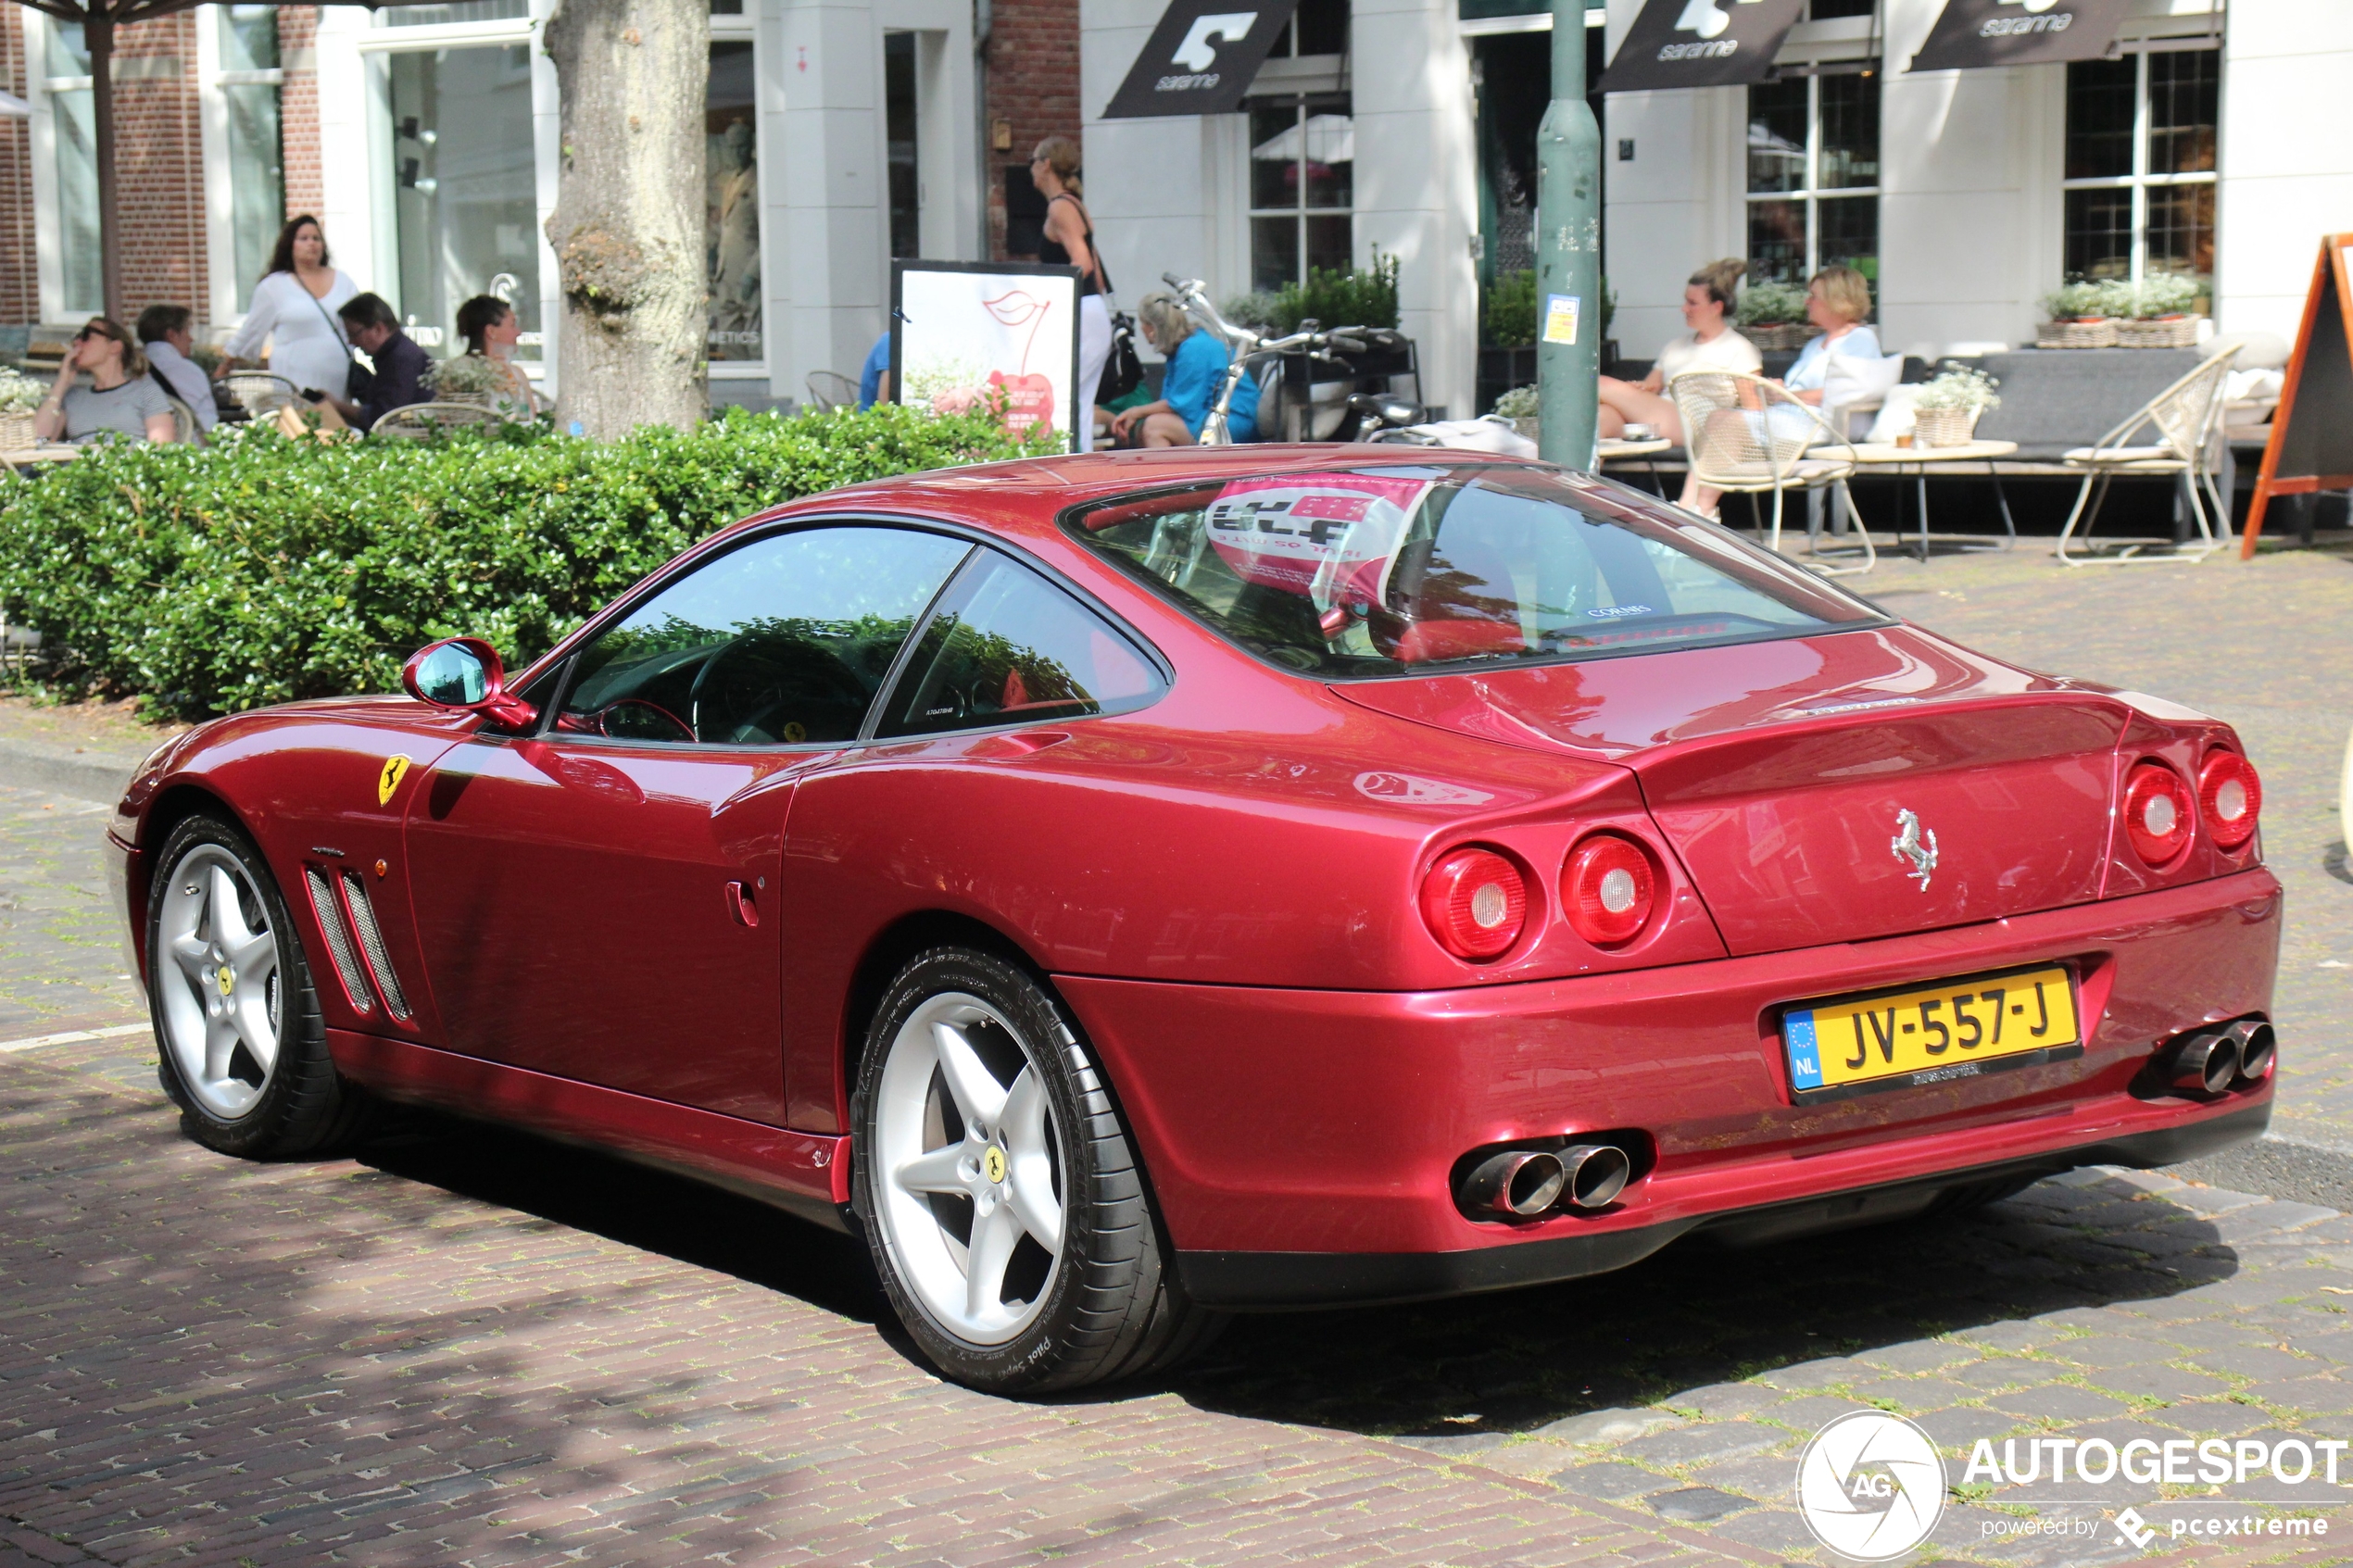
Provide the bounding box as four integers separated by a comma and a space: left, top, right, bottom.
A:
1159, 274, 1426, 445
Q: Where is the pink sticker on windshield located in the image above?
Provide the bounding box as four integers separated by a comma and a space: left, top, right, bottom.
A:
1204, 473, 1435, 610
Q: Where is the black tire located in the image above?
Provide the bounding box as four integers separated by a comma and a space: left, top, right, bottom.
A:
146, 813, 371, 1159
850, 946, 1222, 1392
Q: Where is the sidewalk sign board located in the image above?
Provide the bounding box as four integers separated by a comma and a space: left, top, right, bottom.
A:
2238, 234, 2353, 558
890, 260, 1084, 453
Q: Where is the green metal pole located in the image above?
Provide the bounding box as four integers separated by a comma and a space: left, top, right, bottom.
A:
1535, 0, 1601, 466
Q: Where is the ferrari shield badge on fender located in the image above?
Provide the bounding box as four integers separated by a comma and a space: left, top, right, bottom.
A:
1891, 808, 1938, 891
378, 755, 412, 807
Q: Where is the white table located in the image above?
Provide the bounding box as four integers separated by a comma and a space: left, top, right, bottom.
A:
1841, 439, 2020, 559
0, 443, 81, 474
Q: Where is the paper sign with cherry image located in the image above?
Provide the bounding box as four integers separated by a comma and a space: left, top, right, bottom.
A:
892, 262, 1082, 450
1204, 472, 1437, 625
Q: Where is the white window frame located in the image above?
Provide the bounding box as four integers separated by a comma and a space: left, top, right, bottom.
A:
1743, 69, 1879, 289
197, 4, 286, 331
2058, 41, 2220, 288
27, 8, 94, 321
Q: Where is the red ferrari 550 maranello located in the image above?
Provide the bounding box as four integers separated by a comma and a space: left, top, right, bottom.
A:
110, 448, 2279, 1391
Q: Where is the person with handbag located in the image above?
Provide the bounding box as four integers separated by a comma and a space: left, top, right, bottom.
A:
1031, 136, 1114, 451
218, 215, 359, 402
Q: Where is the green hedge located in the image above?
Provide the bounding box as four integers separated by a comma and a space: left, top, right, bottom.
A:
0, 405, 1051, 721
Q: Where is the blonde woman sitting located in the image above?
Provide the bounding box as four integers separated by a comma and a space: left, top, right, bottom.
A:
1684, 264, 1879, 520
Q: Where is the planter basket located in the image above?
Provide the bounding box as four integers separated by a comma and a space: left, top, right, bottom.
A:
0, 411, 35, 451
2116, 316, 2201, 349
2036, 318, 2118, 350
1740, 323, 1812, 352
1913, 407, 1981, 448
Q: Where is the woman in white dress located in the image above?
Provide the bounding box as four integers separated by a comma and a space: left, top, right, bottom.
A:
1596, 257, 1760, 446
220, 215, 359, 402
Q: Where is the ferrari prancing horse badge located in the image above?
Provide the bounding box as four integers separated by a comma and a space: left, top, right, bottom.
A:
378, 755, 412, 806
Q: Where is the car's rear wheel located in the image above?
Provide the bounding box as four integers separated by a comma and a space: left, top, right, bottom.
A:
852, 947, 1220, 1392
147, 813, 369, 1158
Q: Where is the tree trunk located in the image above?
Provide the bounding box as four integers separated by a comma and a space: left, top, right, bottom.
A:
543, 0, 708, 437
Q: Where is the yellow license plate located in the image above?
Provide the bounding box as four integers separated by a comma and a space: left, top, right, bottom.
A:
1783, 964, 2080, 1100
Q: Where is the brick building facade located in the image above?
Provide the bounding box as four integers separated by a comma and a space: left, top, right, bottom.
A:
982, 0, 1081, 262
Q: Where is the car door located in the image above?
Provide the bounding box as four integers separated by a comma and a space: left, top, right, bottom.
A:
777, 546, 1168, 1130
403, 522, 974, 1124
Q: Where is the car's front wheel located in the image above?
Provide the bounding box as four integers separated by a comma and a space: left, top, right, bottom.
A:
852, 947, 1219, 1392
147, 813, 369, 1158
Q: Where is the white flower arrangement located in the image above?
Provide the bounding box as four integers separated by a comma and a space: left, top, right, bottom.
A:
0, 366, 47, 416
423, 353, 509, 399
1913, 363, 2002, 415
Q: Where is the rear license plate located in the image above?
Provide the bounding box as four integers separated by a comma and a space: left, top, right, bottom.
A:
1782, 964, 2081, 1102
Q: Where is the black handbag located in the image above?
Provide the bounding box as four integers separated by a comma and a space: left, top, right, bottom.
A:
1100, 309, 1145, 403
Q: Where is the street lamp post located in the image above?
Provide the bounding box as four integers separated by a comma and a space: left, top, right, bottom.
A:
1534, 0, 1601, 466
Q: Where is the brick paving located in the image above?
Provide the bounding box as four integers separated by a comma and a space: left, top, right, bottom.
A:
6, 545, 2353, 1565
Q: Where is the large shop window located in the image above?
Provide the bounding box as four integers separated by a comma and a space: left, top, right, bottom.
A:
391, 45, 541, 355
1249, 94, 1353, 293
218, 6, 286, 315
708, 40, 761, 360
43, 19, 99, 317
1745, 69, 1879, 302
2061, 48, 2216, 288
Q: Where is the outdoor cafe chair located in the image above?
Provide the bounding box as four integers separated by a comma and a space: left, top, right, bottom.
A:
219, 371, 301, 417
2054, 347, 2238, 567
1668, 370, 1876, 576
805, 370, 861, 412
163, 395, 205, 447
369, 402, 506, 439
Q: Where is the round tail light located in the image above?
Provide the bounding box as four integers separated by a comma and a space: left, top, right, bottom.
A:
2197, 749, 2261, 851
1419, 847, 1529, 961
1562, 834, 1657, 946
2122, 761, 2194, 866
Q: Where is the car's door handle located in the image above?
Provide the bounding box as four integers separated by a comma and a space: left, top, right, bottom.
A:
724, 880, 760, 928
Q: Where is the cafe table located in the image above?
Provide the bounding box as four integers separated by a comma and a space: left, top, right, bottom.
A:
1837, 439, 2020, 561
0, 442, 82, 474
1597, 435, 1672, 495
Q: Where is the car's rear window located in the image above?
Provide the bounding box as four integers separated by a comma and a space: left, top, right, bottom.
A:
1063, 464, 1887, 679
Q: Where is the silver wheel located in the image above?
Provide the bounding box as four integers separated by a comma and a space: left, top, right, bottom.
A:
154, 844, 283, 1121
871, 991, 1065, 1346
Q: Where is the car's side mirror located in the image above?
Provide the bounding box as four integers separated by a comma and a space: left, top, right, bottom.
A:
401, 636, 538, 729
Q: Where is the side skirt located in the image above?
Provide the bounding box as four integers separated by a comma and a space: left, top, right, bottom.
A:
329, 1030, 853, 1233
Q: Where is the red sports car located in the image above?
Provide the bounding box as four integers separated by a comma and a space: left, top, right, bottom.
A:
109, 449, 2279, 1392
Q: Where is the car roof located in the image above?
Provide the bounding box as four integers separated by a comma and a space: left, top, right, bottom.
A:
745, 445, 1556, 547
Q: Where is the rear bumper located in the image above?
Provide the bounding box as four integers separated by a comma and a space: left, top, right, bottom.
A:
1055, 867, 2281, 1309
1176, 1101, 2269, 1308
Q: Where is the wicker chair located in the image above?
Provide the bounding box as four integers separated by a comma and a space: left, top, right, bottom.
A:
1667, 370, 1875, 575
369, 401, 507, 439
805, 370, 862, 412
2054, 349, 2238, 566
219, 371, 302, 417
162, 395, 206, 447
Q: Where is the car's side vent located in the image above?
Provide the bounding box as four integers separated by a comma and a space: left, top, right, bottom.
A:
303, 865, 377, 1016
339, 871, 413, 1022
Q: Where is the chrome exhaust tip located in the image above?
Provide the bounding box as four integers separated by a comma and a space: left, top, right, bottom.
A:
2227, 1019, 2275, 1085
1560, 1143, 1633, 1210
1460, 1149, 1567, 1217
2166, 1030, 2241, 1096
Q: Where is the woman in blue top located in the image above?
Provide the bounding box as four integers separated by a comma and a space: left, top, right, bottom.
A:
1109, 293, 1260, 446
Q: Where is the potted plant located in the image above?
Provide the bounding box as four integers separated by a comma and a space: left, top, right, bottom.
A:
423, 353, 509, 408
1492, 383, 1539, 440
1736, 282, 1811, 351
0, 366, 45, 450
2036, 280, 2128, 349
1910, 363, 2001, 447
2116, 272, 2206, 348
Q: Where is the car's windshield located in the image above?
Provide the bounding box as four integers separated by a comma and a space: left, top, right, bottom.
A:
1064, 464, 1886, 679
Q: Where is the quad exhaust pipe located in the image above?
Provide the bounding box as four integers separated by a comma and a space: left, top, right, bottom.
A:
1459, 1143, 1633, 1217
2160, 1018, 2275, 1096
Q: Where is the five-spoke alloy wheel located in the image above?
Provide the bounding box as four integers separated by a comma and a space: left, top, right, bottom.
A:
147, 814, 366, 1157
853, 947, 1219, 1391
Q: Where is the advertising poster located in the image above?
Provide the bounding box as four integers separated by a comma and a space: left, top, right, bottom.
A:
891, 261, 1083, 451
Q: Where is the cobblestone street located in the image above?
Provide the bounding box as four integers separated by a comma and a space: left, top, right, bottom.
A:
6, 546, 2353, 1567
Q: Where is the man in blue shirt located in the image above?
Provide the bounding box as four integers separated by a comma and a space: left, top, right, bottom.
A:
858, 332, 891, 409
1108, 294, 1258, 445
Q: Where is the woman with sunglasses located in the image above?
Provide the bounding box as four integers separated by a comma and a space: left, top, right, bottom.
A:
33, 318, 177, 445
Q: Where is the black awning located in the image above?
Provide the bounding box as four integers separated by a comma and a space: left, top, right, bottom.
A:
1907, 0, 2133, 71
1101, 0, 1301, 119
1599, 0, 1805, 94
